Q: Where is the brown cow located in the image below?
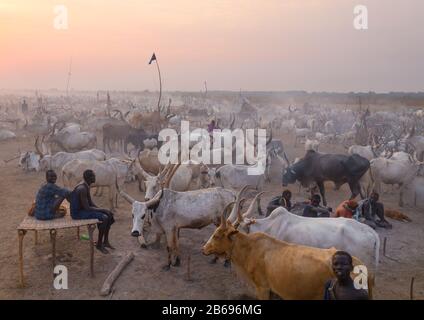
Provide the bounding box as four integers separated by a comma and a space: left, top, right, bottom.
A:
202, 204, 373, 300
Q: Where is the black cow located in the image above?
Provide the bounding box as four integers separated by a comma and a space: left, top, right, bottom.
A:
124, 130, 161, 154
282, 150, 370, 206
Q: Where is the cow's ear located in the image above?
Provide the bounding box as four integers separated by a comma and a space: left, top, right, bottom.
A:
227, 229, 239, 239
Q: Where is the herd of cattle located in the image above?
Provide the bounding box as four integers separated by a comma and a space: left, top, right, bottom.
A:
1, 92, 423, 299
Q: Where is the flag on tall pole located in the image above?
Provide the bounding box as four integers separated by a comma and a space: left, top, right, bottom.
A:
149, 53, 157, 65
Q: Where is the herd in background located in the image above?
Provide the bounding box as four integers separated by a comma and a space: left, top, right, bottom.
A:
1, 91, 424, 299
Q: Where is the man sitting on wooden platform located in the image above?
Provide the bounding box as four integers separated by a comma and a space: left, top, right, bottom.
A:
34, 170, 71, 220
70, 169, 115, 254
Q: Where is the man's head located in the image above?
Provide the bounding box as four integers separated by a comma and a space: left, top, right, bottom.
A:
370, 192, 379, 204
311, 194, 321, 207
46, 170, 57, 184
211, 120, 215, 125
83, 169, 96, 185
332, 251, 353, 281
282, 189, 292, 201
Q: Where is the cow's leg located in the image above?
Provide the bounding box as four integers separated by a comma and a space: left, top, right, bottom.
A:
399, 183, 404, 207
108, 186, 115, 211
349, 181, 361, 200
162, 230, 174, 271
172, 227, 181, 267
316, 181, 327, 206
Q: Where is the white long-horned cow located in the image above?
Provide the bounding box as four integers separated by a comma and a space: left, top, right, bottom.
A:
118, 182, 236, 270
62, 157, 134, 210
234, 204, 380, 274
370, 152, 424, 207
45, 121, 97, 153
34, 137, 106, 171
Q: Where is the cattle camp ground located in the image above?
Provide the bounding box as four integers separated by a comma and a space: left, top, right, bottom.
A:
1, 91, 424, 300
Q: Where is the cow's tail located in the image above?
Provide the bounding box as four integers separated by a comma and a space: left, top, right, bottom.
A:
374, 232, 380, 276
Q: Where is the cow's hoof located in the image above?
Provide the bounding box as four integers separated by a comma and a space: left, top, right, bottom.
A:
209, 257, 218, 264
162, 264, 171, 271
140, 243, 147, 249
224, 260, 231, 268
173, 257, 181, 267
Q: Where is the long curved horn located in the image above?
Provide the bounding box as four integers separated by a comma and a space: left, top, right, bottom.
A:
112, 109, 126, 122
134, 159, 153, 180
115, 177, 135, 204
228, 185, 252, 222
163, 163, 181, 188
221, 202, 235, 227
243, 192, 266, 218
146, 188, 163, 208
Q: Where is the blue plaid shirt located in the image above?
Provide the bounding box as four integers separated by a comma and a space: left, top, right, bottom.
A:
34, 183, 70, 220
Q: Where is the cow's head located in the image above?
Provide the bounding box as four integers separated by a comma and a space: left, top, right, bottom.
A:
282, 165, 298, 186
202, 202, 237, 258
118, 187, 163, 239
130, 159, 174, 201
19, 152, 40, 172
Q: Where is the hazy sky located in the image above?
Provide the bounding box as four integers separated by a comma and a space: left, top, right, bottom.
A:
0, 0, 423, 92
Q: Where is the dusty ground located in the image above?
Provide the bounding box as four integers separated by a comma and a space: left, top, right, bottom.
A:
0, 130, 423, 300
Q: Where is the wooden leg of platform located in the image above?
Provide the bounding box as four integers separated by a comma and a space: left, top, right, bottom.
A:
34, 230, 38, 245
50, 229, 57, 270
88, 224, 96, 277
18, 230, 27, 288
77, 227, 80, 240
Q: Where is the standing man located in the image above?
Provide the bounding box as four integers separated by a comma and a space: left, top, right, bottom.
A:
323, 251, 370, 300
70, 170, 115, 254
34, 170, 70, 220
21, 99, 28, 114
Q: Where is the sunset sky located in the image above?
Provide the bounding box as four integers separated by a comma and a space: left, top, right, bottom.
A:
0, 0, 423, 92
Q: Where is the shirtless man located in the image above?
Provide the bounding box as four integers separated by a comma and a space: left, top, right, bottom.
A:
70, 170, 115, 254
324, 251, 369, 300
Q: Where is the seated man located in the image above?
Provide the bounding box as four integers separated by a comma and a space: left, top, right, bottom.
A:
34, 170, 70, 220
356, 192, 392, 229
323, 251, 369, 300
266, 189, 292, 216
302, 194, 331, 218
333, 200, 358, 218
70, 170, 115, 254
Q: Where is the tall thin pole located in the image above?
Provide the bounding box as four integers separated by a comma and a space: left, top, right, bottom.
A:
66, 57, 72, 97
155, 58, 162, 113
